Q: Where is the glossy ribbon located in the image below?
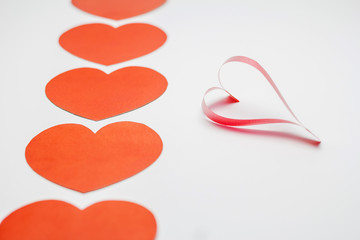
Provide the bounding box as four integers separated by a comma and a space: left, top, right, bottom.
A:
202, 56, 321, 143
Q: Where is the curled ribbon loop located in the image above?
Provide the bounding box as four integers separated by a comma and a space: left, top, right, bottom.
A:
202, 56, 321, 143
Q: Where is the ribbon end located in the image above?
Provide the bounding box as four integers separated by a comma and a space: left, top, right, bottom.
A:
229, 94, 240, 102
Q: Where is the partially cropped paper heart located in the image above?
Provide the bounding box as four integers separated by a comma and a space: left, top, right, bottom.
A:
25, 122, 163, 193
72, 0, 166, 20
59, 23, 167, 65
46, 67, 167, 121
0, 200, 156, 240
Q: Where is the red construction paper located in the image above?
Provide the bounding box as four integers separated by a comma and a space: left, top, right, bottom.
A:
202, 56, 321, 143
0, 200, 156, 240
25, 122, 163, 193
59, 23, 167, 65
46, 67, 167, 121
72, 0, 166, 20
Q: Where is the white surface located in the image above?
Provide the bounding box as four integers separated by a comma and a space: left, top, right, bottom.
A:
1, 0, 360, 239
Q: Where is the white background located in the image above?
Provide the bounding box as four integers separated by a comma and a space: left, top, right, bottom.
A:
1, 0, 360, 239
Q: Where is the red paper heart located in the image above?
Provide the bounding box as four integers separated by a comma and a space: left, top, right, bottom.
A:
0, 200, 156, 240
46, 67, 167, 121
25, 122, 163, 193
72, 0, 166, 20
59, 23, 167, 65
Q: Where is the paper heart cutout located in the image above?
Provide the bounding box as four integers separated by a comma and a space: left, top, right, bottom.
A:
72, 0, 166, 20
46, 67, 167, 121
25, 122, 163, 193
59, 23, 167, 65
0, 200, 156, 240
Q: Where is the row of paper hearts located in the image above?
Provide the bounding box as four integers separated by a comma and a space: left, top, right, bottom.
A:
37, 1, 169, 191
0, 1, 167, 239
36, 2, 169, 192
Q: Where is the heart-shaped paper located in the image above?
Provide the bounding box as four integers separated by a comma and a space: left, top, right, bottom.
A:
202, 56, 320, 144
46, 67, 167, 121
0, 200, 156, 240
72, 0, 166, 20
59, 23, 167, 65
25, 122, 163, 193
